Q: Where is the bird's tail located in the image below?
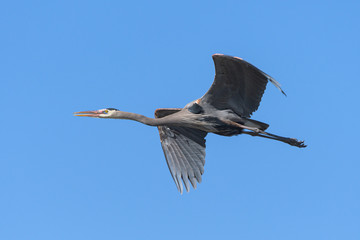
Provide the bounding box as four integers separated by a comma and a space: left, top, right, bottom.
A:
242, 118, 269, 131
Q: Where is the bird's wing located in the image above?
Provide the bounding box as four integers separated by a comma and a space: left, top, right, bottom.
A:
155, 108, 207, 194
200, 54, 286, 117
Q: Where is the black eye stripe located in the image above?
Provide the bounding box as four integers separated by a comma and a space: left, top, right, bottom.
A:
106, 108, 118, 111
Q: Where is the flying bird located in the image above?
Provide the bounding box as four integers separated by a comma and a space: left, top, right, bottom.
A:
74, 54, 306, 194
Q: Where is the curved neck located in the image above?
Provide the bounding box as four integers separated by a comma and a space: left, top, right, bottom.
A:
110, 111, 173, 126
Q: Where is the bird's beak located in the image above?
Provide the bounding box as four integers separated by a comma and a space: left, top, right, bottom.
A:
73, 110, 102, 118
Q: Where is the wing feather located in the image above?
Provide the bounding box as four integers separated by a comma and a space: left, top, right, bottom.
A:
155, 108, 207, 194
200, 54, 286, 117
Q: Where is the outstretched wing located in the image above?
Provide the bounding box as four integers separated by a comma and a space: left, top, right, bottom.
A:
155, 108, 207, 194
200, 54, 286, 118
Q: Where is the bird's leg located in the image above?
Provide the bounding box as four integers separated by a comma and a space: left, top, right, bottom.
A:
225, 121, 306, 148
242, 130, 306, 148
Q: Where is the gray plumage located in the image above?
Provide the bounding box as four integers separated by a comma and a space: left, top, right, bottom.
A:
202, 54, 285, 118
74, 54, 306, 194
155, 108, 207, 193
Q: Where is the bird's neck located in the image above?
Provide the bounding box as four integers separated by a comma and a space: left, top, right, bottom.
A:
110, 111, 174, 126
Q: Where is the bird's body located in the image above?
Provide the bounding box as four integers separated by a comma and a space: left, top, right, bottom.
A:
155, 105, 266, 136
74, 54, 306, 193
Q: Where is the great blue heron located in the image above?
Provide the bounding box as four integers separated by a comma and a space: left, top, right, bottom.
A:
74, 54, 306, 194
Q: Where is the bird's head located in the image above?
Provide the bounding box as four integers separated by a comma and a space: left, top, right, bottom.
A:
73, 108, 119, 118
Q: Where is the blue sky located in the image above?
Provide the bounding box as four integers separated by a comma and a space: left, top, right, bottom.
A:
1, 0, 360, 239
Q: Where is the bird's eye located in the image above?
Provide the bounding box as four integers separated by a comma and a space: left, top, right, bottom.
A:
104, 110, 109, 114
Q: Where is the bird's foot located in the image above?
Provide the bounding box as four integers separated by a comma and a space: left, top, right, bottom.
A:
287, 138, 307, 148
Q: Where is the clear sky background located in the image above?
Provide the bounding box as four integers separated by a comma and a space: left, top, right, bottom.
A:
1, 1, 360, 239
